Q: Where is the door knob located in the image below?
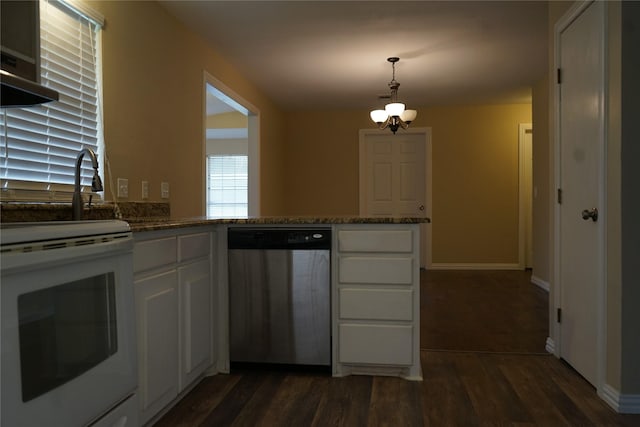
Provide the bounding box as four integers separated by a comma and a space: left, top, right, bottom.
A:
581, 208, 598, 222
419, 205, 425, 211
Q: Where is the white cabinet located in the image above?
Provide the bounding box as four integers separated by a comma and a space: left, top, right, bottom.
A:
339, 288, 413, 321
333, 224, 422, 380
134, 270, 178, 423
338, 324, 413, 366
133, 228, 215, 425
178, 257, 212, 389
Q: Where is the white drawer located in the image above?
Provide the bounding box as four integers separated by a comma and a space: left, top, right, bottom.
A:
134, 237, 177, 273
338, 230, 412, 253
178, 232, 210, 262
339, 288, 413, 321
339, 324, 413, 366
339, 256, 413, 284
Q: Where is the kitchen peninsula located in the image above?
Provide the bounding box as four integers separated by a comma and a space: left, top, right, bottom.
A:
131, 215, 426, 425
1, 205, 427, 425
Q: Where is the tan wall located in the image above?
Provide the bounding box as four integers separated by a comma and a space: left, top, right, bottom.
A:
258, 111, 287, 215
427, 104, 531, 264
91, 1, 286, 218
284, 104, 531, 265
283, 110, 368, 216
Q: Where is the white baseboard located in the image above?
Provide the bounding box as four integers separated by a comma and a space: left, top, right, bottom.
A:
545, 337, 555, 354
600, 383, 640, 413
429, 263, 521, 270
531, 275, 550, 292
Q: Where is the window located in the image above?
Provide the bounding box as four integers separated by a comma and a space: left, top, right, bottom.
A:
0, 0, 104, 202
207, 155, 248, 218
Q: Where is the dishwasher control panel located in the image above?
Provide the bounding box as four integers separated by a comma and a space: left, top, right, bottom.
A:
228, 228, 331, 250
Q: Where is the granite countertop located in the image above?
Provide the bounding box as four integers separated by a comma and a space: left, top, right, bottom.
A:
128, 216, 430, 232
0, 202, 430, 232
0, 201, 170, 223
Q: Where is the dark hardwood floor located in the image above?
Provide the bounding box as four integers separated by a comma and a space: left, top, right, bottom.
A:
421, 269, 548, 353
154, 270, 640, 426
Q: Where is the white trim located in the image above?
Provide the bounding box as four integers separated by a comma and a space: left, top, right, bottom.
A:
545, 336, 555, 354
531, 275, 550, 292
56, 0, 105, 27
428, 263, 521, 271
553, 0, 607, 391
518, 123, 533, 269
600, 384, 640, 414
202, 72, 260, 217
425, 129, 433, 269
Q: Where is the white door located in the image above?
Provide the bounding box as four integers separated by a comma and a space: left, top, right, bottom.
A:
557, 0, 604, 387
359, 129, 432, 267
361, 132, 426, 216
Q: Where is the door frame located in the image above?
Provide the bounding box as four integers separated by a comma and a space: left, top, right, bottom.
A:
358, 127, 432, 268
203, 71, 260, 217
553, 0, 606, 391
518, 123, 533, 270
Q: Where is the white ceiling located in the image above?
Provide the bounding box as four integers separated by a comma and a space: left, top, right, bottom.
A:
160, 0, 548, 112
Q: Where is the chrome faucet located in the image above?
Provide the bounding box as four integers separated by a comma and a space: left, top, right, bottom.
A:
72, 148, 103, 220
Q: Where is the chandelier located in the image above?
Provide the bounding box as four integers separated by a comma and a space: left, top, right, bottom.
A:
369, 57, 417, 134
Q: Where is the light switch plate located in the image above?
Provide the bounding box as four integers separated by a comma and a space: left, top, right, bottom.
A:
117, 178, 129, 198
141, 181, 149, 199
161, 182, 170, 199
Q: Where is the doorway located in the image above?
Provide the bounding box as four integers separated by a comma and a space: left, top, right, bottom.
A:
358, 128, 432, 268
204, 73, 260, 217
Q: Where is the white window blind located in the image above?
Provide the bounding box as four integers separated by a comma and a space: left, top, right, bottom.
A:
207, 155, 248, 218
0, 0, 104, 201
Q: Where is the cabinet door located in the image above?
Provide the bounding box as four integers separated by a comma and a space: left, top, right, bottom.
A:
134, 270, 178, 425
134, 237, 176, 273
339, 256, 413, 284
339, 323, 413, 366
178, 259, 212, 390
339, 288, 413, 321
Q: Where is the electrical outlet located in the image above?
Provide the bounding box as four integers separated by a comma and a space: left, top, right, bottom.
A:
117, 178, 129, 198
141, 181, 149, 199
161, 182, 170, 199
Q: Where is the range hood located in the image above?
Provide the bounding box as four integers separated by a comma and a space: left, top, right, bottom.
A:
1, 70, 59, 108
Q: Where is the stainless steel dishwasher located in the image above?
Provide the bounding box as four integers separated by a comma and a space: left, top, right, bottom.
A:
228, 228, 331, 367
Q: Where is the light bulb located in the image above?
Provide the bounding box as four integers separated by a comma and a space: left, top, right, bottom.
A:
400, 109, 417, 123
385, 102, 405, 117
370, 109, 388, 124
